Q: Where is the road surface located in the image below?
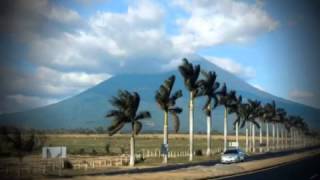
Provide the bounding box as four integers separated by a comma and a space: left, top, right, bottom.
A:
215, 153, 320, 180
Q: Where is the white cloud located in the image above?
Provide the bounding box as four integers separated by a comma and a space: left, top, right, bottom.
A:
205, 56, 256, 80
288, 89, 320, 109
289, 90, 314, 99
171, 0, 278, 53
0, 0, 279, 113
47, 6, 81, 24
0, 66, 111, 113
251, 83, 265, 91
28, 0, 179, 74
0, 94, 61, 114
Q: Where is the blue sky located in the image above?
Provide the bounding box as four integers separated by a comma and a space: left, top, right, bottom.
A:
0, 0, 319, 113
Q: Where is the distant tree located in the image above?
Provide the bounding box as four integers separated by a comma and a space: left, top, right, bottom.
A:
0, 126, 45, 176
106, 90, 151, 166
95, 126, 105, 134
155, 75, 183, 164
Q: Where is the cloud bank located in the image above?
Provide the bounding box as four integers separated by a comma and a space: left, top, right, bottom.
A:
0, 0, 278, 113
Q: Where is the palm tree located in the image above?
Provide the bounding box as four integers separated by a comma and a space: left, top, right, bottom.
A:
198, 70, 220, 156
106, 90, 151, 166
274, 107, 286, 150
178, 58, 201, 161
237, 102, 260, 152
248, 100, 262, 153
155, 75, 183, 163
229, 94, 243, 147
264, 101, 277, 150
261, 103, 275, 152
217, 84, 237, 152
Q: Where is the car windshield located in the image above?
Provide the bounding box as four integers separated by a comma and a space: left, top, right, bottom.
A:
224, 149, 238, 154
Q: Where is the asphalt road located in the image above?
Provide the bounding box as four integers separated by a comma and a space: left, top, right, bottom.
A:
215, 153, 320, 180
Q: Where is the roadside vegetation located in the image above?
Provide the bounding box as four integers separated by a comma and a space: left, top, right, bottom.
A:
0, 58, 319, 178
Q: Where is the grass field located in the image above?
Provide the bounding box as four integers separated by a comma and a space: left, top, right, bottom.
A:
44, 133, 247, 156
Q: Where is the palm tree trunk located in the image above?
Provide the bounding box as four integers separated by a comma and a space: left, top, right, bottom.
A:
163, 111, 169, 163
236, 122, 239, 148
259, 122, 262, 153
276, 123, 279, 150
281, 126, 284, 149
285, 130, 288, 149
246, 124, 249, 152
189, 92, 194, 161
272, 123, 275, 150
252, 122, 255, 153
266, 122, 269, 151
129, 123, 135, 166
249, 122, 252, 151
223, 107, 228, 152
206, 104, 212, 156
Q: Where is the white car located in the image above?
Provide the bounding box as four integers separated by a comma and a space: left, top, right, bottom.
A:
220, 149, 246, 163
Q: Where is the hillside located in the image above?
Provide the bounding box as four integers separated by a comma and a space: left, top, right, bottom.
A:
0, 56, 319, 132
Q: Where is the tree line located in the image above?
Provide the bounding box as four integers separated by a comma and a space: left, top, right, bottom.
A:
106, 58, 315, 166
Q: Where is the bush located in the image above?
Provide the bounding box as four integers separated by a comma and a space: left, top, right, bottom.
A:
105, 144, 110, 154
79, 148, 85, 154
91, 149, 97, 155
64, 159, 73, 169
119, 147, 125, 154
195, 149, 202, 156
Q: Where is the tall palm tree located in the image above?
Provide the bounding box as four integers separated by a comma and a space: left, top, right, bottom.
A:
217, 84, 237, 152
178, 58, 201, 161
261, 103, 275, 152
237, 102, 260, 152
198, 70, 220, 156
155, 75, 183, 163
229, 94, 243, 147
264, 101, 277, 150
248, 100, 262, 153
274, 107, 286, 150
283, 115, 292, 149
106, 90, 151, 166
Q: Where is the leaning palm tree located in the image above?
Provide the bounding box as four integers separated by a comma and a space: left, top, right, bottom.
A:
178, 58, 201, 161
155, 75, 183, 163
106, 90, 151, 166
217, 84, 237, 152
198, 70, 220, 156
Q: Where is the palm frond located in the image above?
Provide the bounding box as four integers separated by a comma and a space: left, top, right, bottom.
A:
135, 111, 151, 121
108, 120, 125, 136
168, 107, 183, 114
133, 121, 142, 135
172, 113, 180, 133
169, 90, 183, 106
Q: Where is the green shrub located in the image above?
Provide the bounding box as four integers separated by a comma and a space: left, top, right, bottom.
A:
91, 149, 97, 155
105, 143, 110, 154
64, 159, 73, 169
79, 148, 85, 154
195, 149, 202, 156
